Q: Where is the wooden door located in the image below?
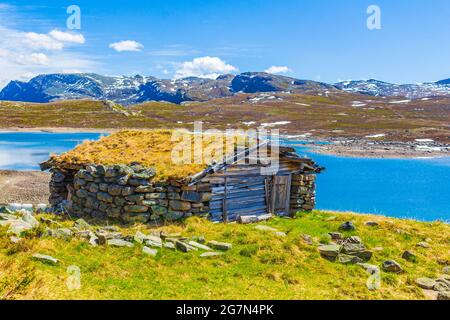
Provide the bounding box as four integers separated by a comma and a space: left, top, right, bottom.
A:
271, 175, 292, 216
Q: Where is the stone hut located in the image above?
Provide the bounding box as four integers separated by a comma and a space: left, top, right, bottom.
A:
41, 130, 322, 223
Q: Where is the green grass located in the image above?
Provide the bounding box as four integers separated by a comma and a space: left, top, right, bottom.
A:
0, 211, 449, 300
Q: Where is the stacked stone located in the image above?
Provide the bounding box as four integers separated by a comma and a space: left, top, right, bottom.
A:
65, 163, 212, 223
290, 174, 316, 213
48, 168, 75, 207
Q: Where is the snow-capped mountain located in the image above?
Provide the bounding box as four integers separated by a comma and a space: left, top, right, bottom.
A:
0, 72, 449, 105
335, 79, 450, 99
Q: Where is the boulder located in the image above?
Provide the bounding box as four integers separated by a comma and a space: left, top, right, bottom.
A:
434, 281, 450, 292
32, 253, 59, 265
415, 277, 436, 290
382, 260, 403, 273
341, 243, 372, 261
339, 221, 356, 231
207, 240, 233, 251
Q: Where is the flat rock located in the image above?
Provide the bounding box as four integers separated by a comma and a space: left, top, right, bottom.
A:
207, 240, 232, 251
107, 239, 134, 247
188, 241, 212, 251
338, 254, 363, 264
341, 243, 372, 261
415, 277, 436, 290
200, 252, 224, 258
74, 218, 91, 230
142, 246, 158, 256
163, 242, 176, 250
365, 221, 379, 227
32, 253, 59, 265
175, 240, 197, 252
345, 236, 362, 244
301, 234, 314, 245
382, 260, 403, 273
52, 228, 73, 240
8, 220, 33, 236
416, 242, 430, 248
275, 231, 287, 237
318, 244, 340, 261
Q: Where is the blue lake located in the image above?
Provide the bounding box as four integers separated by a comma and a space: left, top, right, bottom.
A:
0, 132, 449, 222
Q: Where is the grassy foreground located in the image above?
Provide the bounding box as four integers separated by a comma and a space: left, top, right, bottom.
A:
0, 211, 449, 300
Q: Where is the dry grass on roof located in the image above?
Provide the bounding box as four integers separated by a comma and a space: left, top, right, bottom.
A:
50, 129, 254, 181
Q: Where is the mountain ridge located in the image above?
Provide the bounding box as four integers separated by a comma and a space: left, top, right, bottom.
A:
0, 72, 449, 105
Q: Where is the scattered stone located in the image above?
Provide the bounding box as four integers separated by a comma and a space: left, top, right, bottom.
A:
52, 228, 73, 240
200, 252, 224, 258
32, 253, 59, 265
8, 220, 33, 236
417, 242, 430, 248
301, 234, 314, 245
357, 263, 380, 275
437, 291, 450, 300
89, 236, 98, 247
188, 241, 212, 251
142, 246, 158, 256
341, 243, 372, 261
134, 231, 146, 244
207, 240, 232, 251
382, 260, 403, 273
0, 213, 17, 220
275, 231, 287, 237
401, 250, 417, 262
74, 218, 91, 230
345, 236, 362, 244
144, 236, 163, 248
433, 280, 450, 292
415, 277, 436, 290
338, 254, 363, 264
443, 266, 450, 274
318, 244, 341, 261
107, 239, 134, 247
365, 221, 379, 227
339, 221, 356, 231
328, 232, 343, 240
175, 240, 197, 252
22, 212, 39, 228
163, 242, 176, 250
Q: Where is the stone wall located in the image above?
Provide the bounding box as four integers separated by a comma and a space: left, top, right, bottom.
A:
290, 173, 316, 214
48, 164, 316, 222
49, 164, 212, 223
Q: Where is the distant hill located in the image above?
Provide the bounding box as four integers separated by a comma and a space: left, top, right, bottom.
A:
0, 72, 449, 105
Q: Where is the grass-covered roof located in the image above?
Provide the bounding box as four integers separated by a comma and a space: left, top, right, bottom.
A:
49, 129, 254, 181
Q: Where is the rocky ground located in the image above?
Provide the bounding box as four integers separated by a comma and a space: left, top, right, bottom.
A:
0, 210, 448, 300
298, 139, 450, 158
0, 170, 50, 205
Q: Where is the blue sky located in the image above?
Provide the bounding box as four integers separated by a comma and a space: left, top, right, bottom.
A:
0, 0, 448, 87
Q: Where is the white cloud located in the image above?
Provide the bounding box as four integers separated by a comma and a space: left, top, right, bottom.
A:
109, 40, 143, 52
49, 29, 85, 44
23, 32, 64, 50
264, 66, 291, 74
174, 56, 238, 79
0, 24, 96, 89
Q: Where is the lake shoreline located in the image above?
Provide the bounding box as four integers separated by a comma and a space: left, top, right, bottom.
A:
2, 127, 450, 159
